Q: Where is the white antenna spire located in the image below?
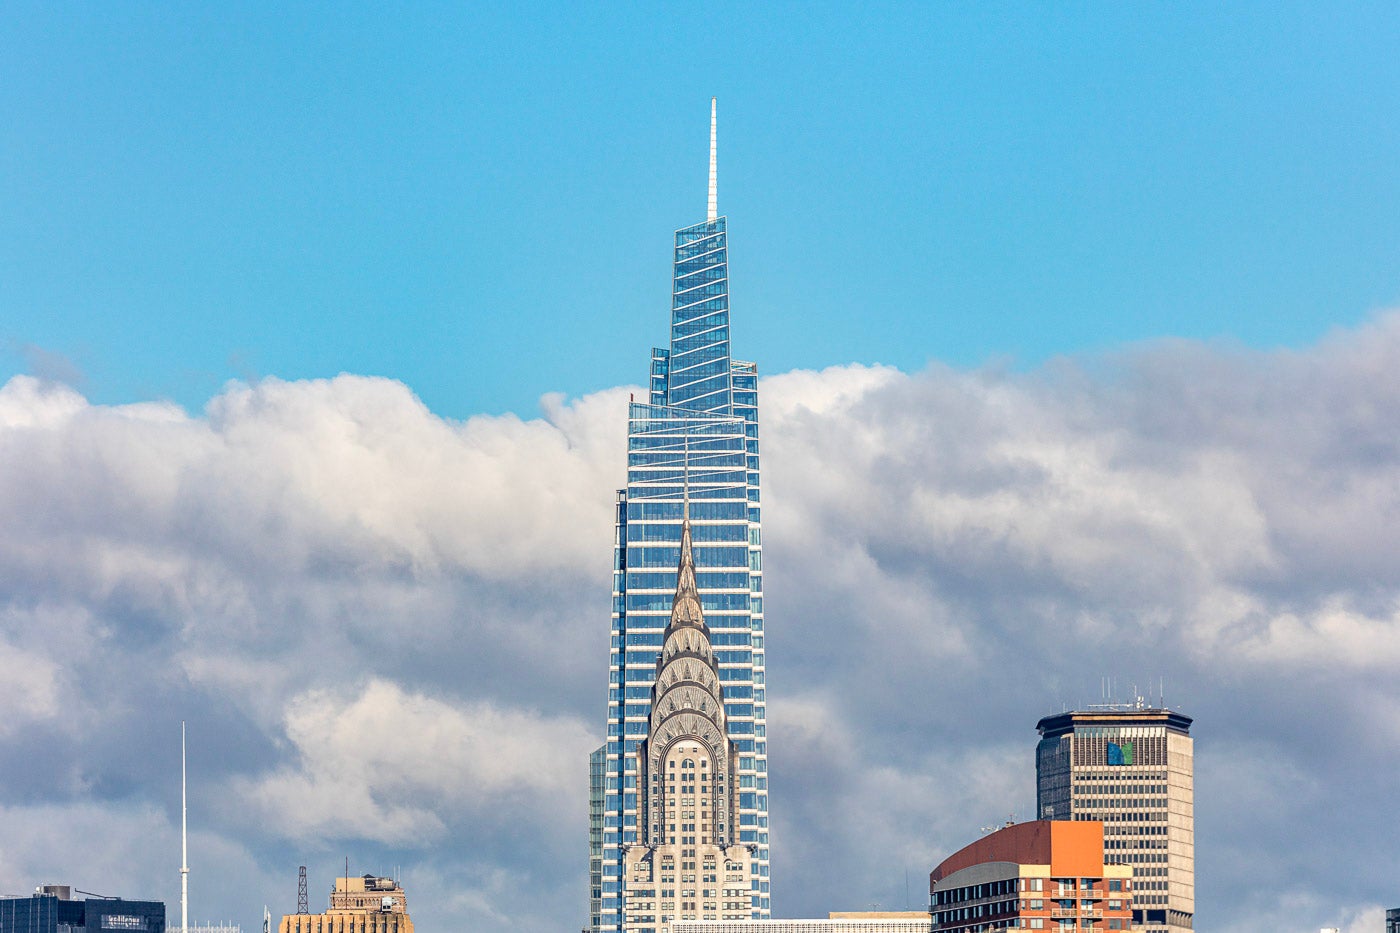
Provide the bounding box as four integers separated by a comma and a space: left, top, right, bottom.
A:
707, 97, 718, 222
181, 720, 189, 933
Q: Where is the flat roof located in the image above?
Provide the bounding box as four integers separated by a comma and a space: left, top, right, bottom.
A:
1036, 708, 1192, 739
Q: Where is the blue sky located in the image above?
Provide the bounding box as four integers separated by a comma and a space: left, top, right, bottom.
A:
4, 3, 1399, 418
4, 7, 1400, 933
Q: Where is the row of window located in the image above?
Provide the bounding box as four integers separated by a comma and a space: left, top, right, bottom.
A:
600, 736, 764, 755
613, 683, 761, 700
936, 878, 1126, 905
623, 593, 754, 612
624, 544, 753, 568
625, 570, 755, 590
935, 918, 1129, 931
613, 670, 765, 691
627, 522, 749, 543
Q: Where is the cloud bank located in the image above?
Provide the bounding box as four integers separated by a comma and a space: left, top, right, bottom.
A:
3, 313, 1399, 932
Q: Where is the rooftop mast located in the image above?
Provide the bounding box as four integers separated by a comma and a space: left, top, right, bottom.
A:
707, 98, 718, 222
181, 721, 188, 933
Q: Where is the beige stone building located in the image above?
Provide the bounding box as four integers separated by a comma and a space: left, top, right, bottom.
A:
279, 875, 412, 933
622, 508, 755, 932
1036, 707, 1193, 933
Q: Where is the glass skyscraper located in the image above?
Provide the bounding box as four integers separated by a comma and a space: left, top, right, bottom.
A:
591, 99, 769, 933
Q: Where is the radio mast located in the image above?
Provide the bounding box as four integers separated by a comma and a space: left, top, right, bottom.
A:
181, 721, 189, 933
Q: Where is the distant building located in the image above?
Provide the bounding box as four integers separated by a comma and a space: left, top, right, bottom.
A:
0, 885, 165, 933
929, 821, 1134, 932
278, 875, 411, 933
1388, 909, 1400, 933
591, 746, 607, 931
1036, 707, 1193, 933
171, 924, 240, 933
672, 915, 930, 933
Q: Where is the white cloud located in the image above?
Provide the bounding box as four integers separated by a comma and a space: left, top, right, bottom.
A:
0, 633, 61, 732
3, 313, 1400, 931
234, 679, 595, 846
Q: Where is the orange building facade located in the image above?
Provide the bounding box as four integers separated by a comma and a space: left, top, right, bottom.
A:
930, 821, 1134, 932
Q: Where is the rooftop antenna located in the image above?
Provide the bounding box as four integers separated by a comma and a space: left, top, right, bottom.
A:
707, 97, 718, 222
181, 721, 189, 933
297, 866, 308, 915
262, 906, 271, 933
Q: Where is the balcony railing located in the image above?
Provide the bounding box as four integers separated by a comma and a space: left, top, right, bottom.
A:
1050, 908, 1103, 919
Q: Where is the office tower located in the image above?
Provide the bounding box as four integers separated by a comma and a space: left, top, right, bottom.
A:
1387, 908, 1400, 933
620, 497, 755, 929
929, 820, 1134, 933
593, 98, 768, 933
1036, 706, 1194, 933
0, 885, 166, 933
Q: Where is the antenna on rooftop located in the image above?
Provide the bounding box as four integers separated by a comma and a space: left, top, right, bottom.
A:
181, 721, 189, 933
297, 867, 308, 915
707, 98, 718, 222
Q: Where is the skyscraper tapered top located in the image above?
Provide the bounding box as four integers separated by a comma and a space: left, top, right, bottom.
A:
593, 95, 769, 933
707, 97, 718, 222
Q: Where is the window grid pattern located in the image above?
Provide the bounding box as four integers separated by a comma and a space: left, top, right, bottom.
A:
598, 215, 767, 933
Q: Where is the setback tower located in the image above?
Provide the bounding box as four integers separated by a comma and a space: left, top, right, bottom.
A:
591, 98, 769, 933
1036, 706, 1194, 933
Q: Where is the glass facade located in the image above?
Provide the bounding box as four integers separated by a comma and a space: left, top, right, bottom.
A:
0, 895, 166, 933
590, 745, 607, 931
595, 216, 768, 933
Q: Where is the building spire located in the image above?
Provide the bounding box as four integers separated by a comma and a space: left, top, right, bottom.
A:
671, 437, 702, 631
707, 97, 718, 222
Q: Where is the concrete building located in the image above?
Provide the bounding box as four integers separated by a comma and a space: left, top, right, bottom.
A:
929, 821, 1134, 932
620, 500, 756, 933
595, 97, 770, 933
1035, 707, 1193, 933
671, 916, 930, 933
278, 875, 411, 933
0, 886, 165, 933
